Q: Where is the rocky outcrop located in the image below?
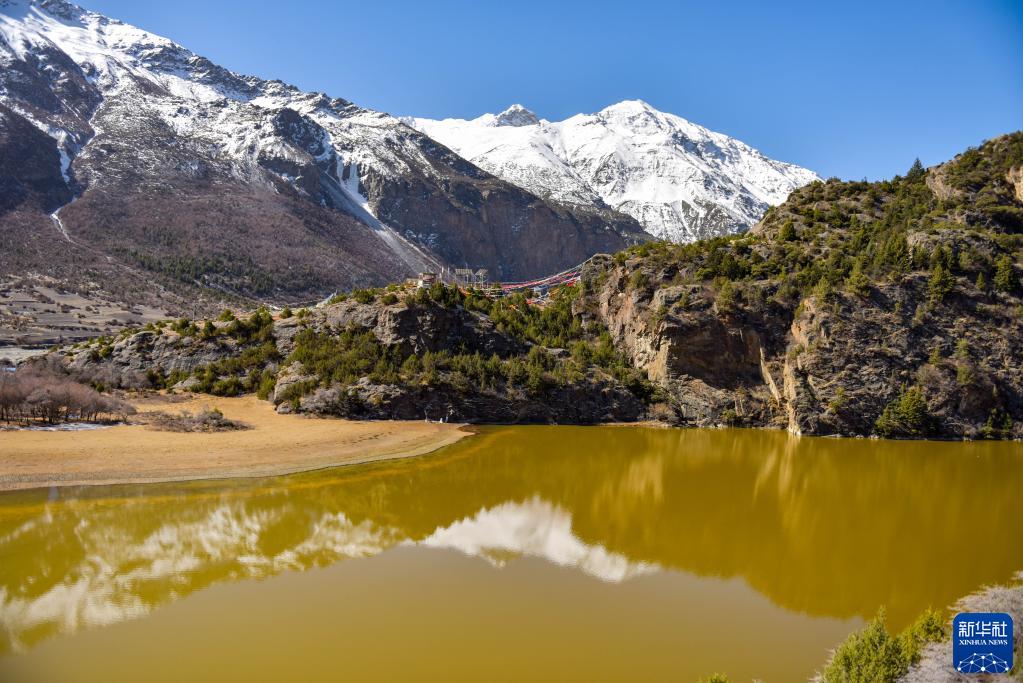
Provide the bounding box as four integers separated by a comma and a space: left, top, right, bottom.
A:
580, 256, 788, 429
284, 375, 644, 424
28, 327, 243, 389
314, 299, 524, 358
583, 253, 1023, 438
1009, 165, 1023, 204
40, 291, 650, 425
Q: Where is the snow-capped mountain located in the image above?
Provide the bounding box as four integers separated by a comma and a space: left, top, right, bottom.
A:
0, 0, 645, 308
409, 101, 820, 242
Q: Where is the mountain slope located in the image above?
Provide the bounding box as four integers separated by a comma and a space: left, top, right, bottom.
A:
408, 101, 820, 243
580, 132, 1023, 438
0, 0, 647, 319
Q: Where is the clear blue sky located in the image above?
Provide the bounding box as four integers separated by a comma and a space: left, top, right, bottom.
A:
82, 0, 1022, 180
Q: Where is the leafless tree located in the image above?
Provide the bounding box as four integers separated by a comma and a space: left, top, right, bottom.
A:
0, 368, 136, 425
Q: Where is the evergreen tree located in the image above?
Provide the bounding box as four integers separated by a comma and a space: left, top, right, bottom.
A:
845, 259, 870, 297
906, 158, 925, 182
778, 220, 797, 242
928, 263, 954, 303
813, 276, 835, 303
875, 386, 933, 437
716, 280, 737, 313
993, 255, 1018, 293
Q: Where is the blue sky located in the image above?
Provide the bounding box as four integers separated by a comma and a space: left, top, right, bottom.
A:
82, 0, 1022, 180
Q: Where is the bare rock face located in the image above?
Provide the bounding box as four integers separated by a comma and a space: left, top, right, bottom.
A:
783, 277, 1021, 438
581, 258, 786, 428
1009, 166, 1023, 204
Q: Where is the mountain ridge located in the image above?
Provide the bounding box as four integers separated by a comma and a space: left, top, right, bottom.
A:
408, 99, 820, 243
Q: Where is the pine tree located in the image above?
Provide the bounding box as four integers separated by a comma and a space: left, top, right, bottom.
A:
928, 263, 954, 303
975, 272, 987, 292
993, 255, 1018, 293
846, 259, 870, 297
716, 280, 737, 313
875, 386, 932, 437
906, 158, 925, 182
778, 220, 797, 242
813, 276, 835, 302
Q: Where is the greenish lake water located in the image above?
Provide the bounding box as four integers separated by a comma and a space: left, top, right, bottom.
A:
1, 426, 1021, 681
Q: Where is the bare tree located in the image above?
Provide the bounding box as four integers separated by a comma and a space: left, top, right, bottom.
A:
0, 367, 135, 425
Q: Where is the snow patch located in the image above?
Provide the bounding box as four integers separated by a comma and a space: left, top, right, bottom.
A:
50, 210, 72, 242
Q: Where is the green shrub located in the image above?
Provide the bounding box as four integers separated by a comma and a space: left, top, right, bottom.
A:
845, 260, 870, 297
874, 386, 934, 438
715, 280, 737, 313
928, 263, 954, 304
993, 255, 1019, 293
628, 270, 648, 290
980, 408, 1014, 439
778, 219, 797, 241
821, 608, 945, 683
352, 289, 377, 304
211, 376, 242, 396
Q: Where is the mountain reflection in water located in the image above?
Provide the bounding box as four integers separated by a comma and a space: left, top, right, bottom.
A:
1, 425, 1021, 661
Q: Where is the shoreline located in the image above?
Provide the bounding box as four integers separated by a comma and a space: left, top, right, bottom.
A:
0, 395, 472, 492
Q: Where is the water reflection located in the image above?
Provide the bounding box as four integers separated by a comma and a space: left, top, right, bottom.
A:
421, 498, 657, 582
1, 426, 1021, 657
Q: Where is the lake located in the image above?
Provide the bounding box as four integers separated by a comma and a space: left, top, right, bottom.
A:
1, 426, 1021, 681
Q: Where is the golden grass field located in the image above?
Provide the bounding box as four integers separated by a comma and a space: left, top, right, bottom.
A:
0, 394, 470, 491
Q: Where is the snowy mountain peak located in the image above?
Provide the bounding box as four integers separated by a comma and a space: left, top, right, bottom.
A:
410, 101, 820, 243
493, 104, 539, 127
600, 99, 656, 115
